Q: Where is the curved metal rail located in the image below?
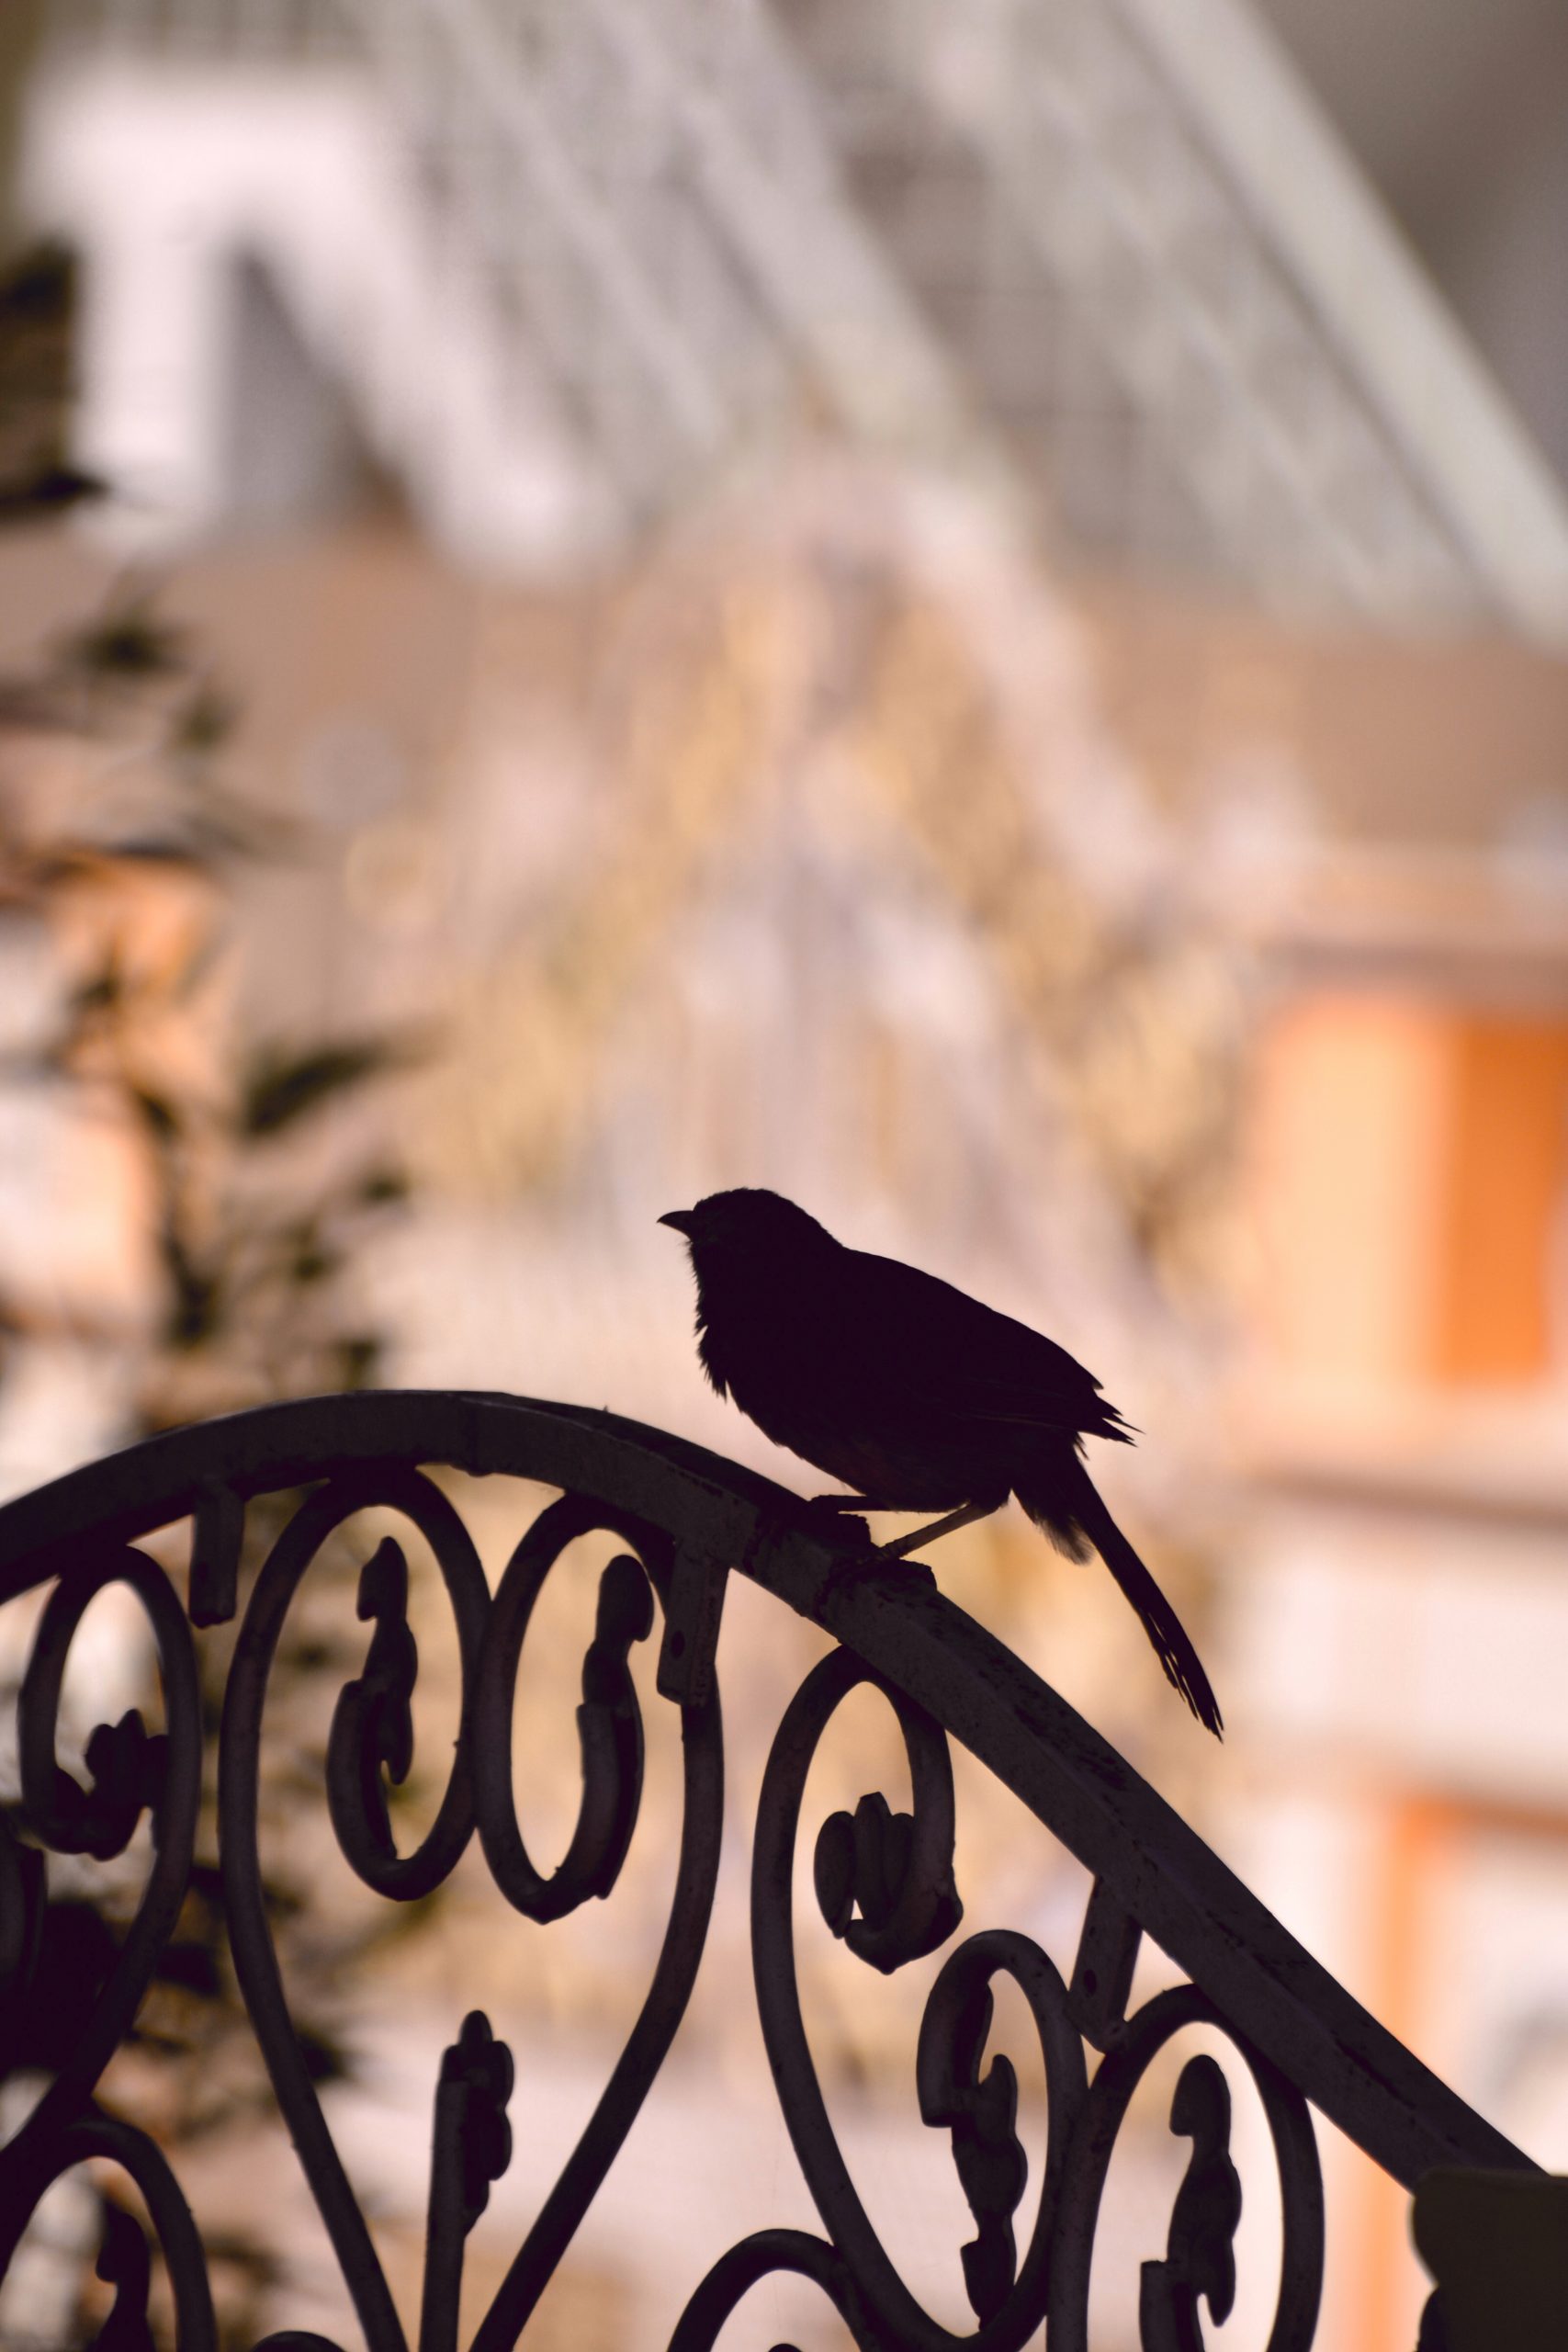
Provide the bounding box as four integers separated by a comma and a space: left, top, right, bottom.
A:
0, 1390, 1533, 2348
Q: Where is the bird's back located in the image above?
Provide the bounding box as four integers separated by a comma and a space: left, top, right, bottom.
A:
697, 1232, 1125, 1507
837, 1248, 1125, 1439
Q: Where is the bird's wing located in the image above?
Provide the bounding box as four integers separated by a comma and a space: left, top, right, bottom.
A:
842, 1250, 1126, 1439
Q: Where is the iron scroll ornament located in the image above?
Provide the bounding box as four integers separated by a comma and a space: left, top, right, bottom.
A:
0, 1390, 1539, 2348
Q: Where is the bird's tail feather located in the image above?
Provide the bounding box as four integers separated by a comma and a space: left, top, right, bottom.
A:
1016, 1471, 1224, 1739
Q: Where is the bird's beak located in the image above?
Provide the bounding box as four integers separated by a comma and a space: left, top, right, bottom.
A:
659, 1209, 695, 1236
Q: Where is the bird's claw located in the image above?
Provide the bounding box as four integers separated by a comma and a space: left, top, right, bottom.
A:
813, 1547, 939, 1611
796, 1500, 942, 1594
800, 1496, 873, 1548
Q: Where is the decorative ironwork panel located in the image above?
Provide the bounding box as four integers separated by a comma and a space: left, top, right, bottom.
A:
0, 1391, 1538, 2346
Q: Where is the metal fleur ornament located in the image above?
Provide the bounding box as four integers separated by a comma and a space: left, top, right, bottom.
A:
92, 2200, 156, 2352
1140, 2054, 1244, 2349
328, 1534, 418, 1872
0, 1391, 1540, 2351
423, 2010, 515, 2352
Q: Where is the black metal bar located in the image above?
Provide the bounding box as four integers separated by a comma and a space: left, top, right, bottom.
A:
655, 1544, 729, 1707
1067, 1876, 1141, 2049
220, 1471, 478, 2352
668, 2226, 876, 2350
468, 1677, 724, 2352
188, 1477, 244, 1627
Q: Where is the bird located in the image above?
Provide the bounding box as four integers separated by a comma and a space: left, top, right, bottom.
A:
660, 1187, 1222, 1736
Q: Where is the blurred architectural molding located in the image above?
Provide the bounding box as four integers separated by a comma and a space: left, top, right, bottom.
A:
17, 0, 1568, 632
1119, 0, 1568, 641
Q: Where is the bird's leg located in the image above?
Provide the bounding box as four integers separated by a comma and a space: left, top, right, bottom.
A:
810, 1492, 888, 1510
875, 1497, 1005, 1559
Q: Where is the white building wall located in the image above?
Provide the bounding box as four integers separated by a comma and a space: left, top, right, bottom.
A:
23, 60, 604, 564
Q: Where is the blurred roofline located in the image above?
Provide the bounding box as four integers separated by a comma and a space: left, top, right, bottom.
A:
1124, 0, 1568, 642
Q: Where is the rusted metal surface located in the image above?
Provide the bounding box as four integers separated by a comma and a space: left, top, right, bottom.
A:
0, 1391, 1538, 2347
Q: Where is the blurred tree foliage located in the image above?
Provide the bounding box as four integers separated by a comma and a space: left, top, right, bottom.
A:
0, 241, 427, 2345
0, 239, 102, 527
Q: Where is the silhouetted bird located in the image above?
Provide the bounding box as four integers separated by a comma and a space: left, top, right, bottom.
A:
660, 1188, 1222, 1736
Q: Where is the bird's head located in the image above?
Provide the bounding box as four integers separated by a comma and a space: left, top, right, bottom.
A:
659, 1188, 835, 1274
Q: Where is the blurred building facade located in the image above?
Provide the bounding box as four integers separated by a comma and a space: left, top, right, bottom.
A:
1254, 0, 1568, 501
19, 0, 1568, 626
4, 2, 1568, 2346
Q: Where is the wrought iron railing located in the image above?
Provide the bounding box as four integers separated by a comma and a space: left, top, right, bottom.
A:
0, 1390, 1538, 2346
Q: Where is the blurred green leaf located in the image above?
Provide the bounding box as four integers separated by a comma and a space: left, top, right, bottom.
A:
60, 600, 187, 684
0, 241, 74, 327
70, 960, 124, 1018
358, 1165, 409, 1206
336, 1336, 381, 1389
155, 1937, 222, 2000
159, 1221, 221, 1348
108, 835, 215, 865
0, 463, 107, 526
170, 684, 238, 754
290, 1241, 339, 1284
240, 1038, 407, 1137
299, 2027, 349, 2086
0, 243, 80, 524
131, 1089, 180, 1143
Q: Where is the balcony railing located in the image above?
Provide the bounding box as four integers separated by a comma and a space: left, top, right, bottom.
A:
0, 1390, 1538, 2346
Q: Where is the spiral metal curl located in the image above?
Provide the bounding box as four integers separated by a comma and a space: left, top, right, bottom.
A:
669, 2226, 876, 2351
471, 1493, 664, 1922
754, 1646, 1074, 2352
1046, 1983, 1325, 2352
0, 2106, 217, 2352
6, 1546, 201, 2175
917, 1928, 1089, 2334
